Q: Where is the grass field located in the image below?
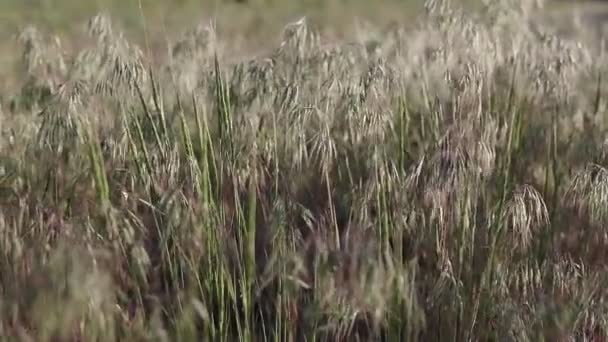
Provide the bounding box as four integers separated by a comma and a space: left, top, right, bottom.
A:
3, 0, 608, 341
0, 0, 433, 94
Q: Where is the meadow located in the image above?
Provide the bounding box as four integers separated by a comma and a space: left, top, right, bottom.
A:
2, 0, 608, 341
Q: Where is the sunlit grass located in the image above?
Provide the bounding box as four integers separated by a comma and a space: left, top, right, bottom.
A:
2, 0, 608, 341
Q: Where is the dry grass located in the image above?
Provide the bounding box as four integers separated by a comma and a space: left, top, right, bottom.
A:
1, 0, 608, 341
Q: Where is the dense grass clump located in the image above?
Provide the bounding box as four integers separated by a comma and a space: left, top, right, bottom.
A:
2, 0, 608, 340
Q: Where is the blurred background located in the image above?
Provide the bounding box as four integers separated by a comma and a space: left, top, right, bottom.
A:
0, 0, 450, 92
0, 0, 604, 89
0, 0, 489, 48
0, 0, 432, 38
1, 0, 604, 41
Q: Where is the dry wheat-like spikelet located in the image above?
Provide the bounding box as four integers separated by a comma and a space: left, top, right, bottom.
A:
565, 163, 608, 228
169, 22, 218, 94
415, 117, 496, 230
69, 14, 147, 99
17, 25, 66, 80
36, 79, 90, 151
504, 184, 549, 251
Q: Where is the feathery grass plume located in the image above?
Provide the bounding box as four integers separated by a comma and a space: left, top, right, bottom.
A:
169, 22, 217, 94
274, 17, 317, 61
17, 25, 46, 75
565, 163, 608, 228
71, 13, 147, 98
503, 184, 549, 252
12, 26, 66, 112
538, 258, 608, 341
36, 79, 89, 153
415, 117, 496, 225
16, 25, 67, 82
